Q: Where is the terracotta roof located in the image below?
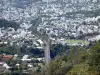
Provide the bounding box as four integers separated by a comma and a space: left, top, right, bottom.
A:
0, 55, 13, 61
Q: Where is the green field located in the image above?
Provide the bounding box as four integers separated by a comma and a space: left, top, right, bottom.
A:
66, 39, 89, 45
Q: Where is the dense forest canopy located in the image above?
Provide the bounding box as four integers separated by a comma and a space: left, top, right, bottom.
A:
0, 19, 20, 30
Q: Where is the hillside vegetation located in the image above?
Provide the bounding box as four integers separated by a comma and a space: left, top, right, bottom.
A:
0, 19, 19, 30
34, 40, 100, 75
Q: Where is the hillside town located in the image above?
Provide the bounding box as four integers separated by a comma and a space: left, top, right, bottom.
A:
0, 54, 44, 74
0, 0, 100, 43
0, 0, 100, 74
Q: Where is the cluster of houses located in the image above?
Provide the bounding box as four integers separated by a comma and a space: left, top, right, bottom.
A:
0, 54, 44, 73
0, 26, 45, 50
0, 0, 100, 48
37, 0, 100, 38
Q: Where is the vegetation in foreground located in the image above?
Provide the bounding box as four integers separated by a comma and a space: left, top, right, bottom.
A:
0, 40, 100, 75
34, 40, 100, 75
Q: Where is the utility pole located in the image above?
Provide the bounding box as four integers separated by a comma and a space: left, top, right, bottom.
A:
44, 0, 51, 65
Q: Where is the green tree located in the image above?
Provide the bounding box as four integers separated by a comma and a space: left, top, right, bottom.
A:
40, 54, 72, 75
68, 46, 88, 66
88, 40, 100, 72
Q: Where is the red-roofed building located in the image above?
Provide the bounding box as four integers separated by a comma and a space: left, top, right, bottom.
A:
0, 54, 13, 61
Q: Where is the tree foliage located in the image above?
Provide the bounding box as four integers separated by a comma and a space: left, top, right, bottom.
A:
0, 19, 19, 30
88, 40, 100, 72
40, 54, 72, 75
50, 44, 68, 58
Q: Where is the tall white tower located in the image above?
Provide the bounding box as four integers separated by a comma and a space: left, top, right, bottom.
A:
44, 0, 51, 64
45, 39, 51, 64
